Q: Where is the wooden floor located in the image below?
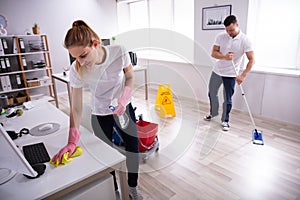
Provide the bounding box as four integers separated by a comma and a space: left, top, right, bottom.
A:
52, 87, 300, 200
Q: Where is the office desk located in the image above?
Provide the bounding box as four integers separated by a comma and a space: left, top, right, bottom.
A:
52, 66, 148, 108
133, 65, 148, 100
0, 101, 129, 200
52, 72, 72, 109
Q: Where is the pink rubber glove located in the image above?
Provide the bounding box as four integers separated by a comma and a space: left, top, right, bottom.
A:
113, 86, 133, 116
51, 127, 80, 163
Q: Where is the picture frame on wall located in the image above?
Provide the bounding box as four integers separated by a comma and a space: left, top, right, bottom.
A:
202, 5, 232, 30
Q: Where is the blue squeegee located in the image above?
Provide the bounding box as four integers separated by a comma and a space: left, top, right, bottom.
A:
231, 60, 264, 145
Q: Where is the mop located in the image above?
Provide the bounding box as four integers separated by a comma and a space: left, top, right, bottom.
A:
231, 60, 264, 145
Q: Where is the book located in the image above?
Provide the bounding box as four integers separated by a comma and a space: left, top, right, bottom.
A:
1, 38, 9, 54
19, 38, 25, 53
13, 38, 18, 54
0, 76, 7, 91
5, 58, 11, 72
0, 58, 6, 72
0, 39, 4, 56
5, 76, 12, 91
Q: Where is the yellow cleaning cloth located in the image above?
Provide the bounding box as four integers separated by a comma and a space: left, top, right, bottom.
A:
50, 146, 83, 167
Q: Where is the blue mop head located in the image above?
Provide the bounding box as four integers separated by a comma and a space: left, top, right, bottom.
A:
252, 129, 264, 145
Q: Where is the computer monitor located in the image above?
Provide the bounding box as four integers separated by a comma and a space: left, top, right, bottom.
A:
101, 38, 110, 46
0, 125, 37, 184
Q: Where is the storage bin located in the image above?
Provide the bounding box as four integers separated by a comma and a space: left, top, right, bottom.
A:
27, 79, 40, 87
8, 97, 14, 105
16, 96, 27, 103
136, 120, 158, 152
28, 40, 45, 51
39, 76, 51, 86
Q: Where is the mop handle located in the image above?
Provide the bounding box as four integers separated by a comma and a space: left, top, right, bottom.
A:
231, 60, 257, 130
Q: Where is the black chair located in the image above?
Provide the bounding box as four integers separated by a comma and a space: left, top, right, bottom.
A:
69, 53, 76, 65
129, 51, 137, 66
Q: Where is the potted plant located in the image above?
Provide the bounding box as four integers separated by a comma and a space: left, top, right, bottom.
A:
32, 23, 40, 34
111, 36, 116, 45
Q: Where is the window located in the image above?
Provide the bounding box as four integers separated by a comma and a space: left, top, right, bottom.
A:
116, 0, 194, 62
173, 0, 194, 40
149, 0, 172, 29
130, 1, 149, 30
248, 0, 300, 70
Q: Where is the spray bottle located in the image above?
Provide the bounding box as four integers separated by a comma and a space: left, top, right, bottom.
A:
109, 102, 129, 129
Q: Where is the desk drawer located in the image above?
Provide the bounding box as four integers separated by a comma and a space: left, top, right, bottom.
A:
60, 174, 115, 200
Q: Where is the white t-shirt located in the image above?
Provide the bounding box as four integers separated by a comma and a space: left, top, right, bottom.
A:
69, 45, 132, 115
212, 31, 253, 77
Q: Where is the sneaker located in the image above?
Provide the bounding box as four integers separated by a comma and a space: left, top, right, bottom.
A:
128, 186, 143, 200
204, 114, 212, 121
222, 122, 230, 131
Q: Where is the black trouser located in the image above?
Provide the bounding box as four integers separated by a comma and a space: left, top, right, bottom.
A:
92, 103, 139, 188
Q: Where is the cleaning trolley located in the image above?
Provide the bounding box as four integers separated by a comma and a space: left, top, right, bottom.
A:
112, 114, 159, 163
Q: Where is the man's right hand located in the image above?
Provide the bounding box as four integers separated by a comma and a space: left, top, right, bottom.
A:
224, 52, 234, 60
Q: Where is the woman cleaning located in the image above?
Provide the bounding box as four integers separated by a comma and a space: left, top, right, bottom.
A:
51, 20, 143, 200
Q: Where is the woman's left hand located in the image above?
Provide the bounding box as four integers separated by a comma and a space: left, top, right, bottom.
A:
113, 86, 133, 116
113, 104, 126, 116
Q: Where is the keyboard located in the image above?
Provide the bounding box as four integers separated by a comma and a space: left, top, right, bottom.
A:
23, 142, 50, 165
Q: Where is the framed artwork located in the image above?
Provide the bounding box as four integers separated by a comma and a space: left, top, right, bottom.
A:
202, 5, 232, 30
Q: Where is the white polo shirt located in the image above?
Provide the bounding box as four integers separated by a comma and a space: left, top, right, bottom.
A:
212, 31, 253, 77
69, 45, 132, 115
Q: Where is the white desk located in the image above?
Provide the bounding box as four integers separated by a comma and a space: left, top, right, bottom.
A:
52, 72, 72, 109
132, 65, 148, 100
52, 66, 148, 108
0, 101, 129, 200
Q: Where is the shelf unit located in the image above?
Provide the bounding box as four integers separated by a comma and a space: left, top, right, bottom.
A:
0, 34, 55, 104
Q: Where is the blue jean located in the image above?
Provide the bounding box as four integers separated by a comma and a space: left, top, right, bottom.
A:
208, 71, 236, 122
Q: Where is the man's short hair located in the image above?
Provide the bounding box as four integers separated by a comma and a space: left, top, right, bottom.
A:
224, 15, 237, 27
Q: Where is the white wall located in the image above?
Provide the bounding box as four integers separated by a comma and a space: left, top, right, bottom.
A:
2, 0, 299, 125
0, 0, 117, 93
137, 61, 300, 125
193, 0, 300, 125
134, 0, 300, 125
194, 0, 249, 66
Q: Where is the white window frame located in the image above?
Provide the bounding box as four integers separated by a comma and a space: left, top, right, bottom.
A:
247, 0, 300, 71
116, 0, 194, 62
